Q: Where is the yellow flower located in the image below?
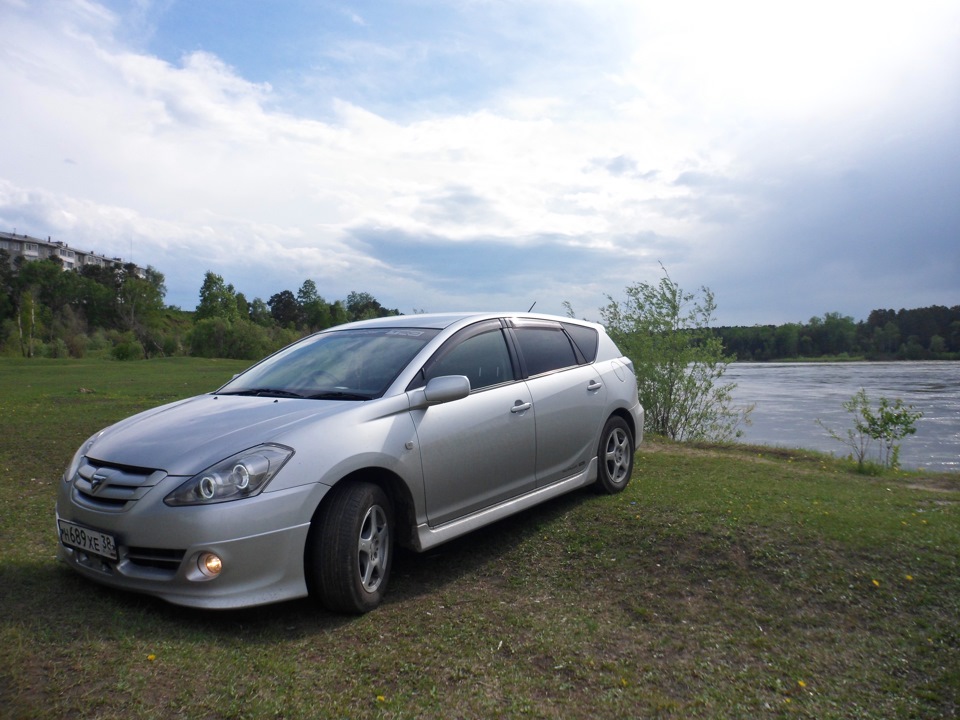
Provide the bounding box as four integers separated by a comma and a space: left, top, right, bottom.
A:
798, 680, 806, 688
872, 579, 880, 587
905, 575, 914, 581
376, 695, 386, 703
147, 654, 156, 661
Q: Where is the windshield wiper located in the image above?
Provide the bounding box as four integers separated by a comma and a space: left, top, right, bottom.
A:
307, 391, 373, 401
218, 388, 305, 399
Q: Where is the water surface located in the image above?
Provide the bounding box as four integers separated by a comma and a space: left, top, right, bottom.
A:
724, 362, 959, 472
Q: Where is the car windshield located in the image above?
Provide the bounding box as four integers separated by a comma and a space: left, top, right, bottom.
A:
217, 327, 440, 400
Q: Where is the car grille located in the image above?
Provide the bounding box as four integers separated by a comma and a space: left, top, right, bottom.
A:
72, 459, 168, 512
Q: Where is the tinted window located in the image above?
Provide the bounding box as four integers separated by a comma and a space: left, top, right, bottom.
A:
425, 329, 515, 391
514, 327, 578, 376
562, 323, 599, 363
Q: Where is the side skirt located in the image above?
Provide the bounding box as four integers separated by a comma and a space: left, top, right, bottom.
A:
412, 458, 598, 552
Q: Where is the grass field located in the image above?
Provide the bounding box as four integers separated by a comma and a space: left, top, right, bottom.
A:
1, 357, 958, 719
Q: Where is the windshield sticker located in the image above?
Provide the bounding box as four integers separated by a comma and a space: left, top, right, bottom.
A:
385, 330, 426, 337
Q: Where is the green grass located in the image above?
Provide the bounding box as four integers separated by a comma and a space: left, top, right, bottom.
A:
1, 358, 958, 719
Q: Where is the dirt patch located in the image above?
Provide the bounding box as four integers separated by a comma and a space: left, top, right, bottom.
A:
905, 479, 960, 494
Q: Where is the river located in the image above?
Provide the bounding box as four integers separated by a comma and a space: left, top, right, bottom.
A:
722, 361, 959, 473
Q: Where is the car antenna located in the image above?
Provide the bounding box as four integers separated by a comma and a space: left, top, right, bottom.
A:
527, 301, 536, 312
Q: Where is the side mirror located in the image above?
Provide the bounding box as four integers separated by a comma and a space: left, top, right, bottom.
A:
408, 375, 471, 409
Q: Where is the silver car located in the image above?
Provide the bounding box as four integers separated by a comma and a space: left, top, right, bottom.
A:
56, 312, 643, 613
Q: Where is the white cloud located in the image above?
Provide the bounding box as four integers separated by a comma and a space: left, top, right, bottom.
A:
0, 0, 957, 322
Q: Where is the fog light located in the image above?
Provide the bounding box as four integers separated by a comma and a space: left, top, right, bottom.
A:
198, 552, 223, 578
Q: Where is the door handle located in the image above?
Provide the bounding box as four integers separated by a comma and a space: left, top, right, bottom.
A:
510, 401, 532, 413
587, 380, 603, 392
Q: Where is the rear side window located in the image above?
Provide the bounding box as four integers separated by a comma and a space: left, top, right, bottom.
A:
513, 326, 578, 376
562, 323, 599, 363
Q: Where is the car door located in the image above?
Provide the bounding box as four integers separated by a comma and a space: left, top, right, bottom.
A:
410, 322, 537, 526
510, 321, 608, 487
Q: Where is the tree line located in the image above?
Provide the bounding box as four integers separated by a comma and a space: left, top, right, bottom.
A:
0, 251, 170, 359
714, 306, 960, 361
0, 253, 398, 360
1, 250, 956, 362
187, 272, 399, 359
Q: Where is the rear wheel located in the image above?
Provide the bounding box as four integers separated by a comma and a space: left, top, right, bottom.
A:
594, 416, 634, 494
306, 482, 393, 613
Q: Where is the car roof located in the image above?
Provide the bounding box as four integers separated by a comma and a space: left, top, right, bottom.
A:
334, 312, 601, 332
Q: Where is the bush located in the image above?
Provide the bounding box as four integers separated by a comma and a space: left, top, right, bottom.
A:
111, 333, 146, 361
66, 334, 88, 358
85, 329, 113, 358
817, 388, 922, 470
596, 267, 752, 442
45, 338, 71, 359
189, 318, 292, 360
160, 333, 183, 357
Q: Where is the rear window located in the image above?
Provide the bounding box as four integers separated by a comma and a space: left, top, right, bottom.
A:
562, 323, 599, 363
513, 326, 578, 376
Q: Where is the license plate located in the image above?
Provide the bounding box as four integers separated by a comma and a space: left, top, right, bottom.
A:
58, 520, 118, 560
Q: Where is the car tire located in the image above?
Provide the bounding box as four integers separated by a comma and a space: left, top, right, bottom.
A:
594, 416, 634, 494
306, 481, 394, 614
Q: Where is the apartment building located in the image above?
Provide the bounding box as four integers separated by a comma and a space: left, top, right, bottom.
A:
0, 230, 138, 274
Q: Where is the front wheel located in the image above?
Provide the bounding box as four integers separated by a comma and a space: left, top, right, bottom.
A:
594, 416, 634, 494
306, 482, 393, 614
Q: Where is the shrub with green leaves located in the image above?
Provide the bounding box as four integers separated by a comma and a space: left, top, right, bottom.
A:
594, 266, 752, 442
817, 388, 922, 471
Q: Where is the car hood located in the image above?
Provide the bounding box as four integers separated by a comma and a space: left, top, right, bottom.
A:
87, 394, 358, 476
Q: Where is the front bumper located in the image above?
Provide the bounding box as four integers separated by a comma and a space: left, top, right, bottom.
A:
56, 480, 330, 609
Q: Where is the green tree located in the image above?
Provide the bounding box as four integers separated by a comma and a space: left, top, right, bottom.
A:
597, 267, 751, 441
821, 312, 857, 356
874, 321, 901, 355
297, 279, 320, 306
235, 292, 250, 319
16, 289, 39, 357
268, 290, 299, 328
949, 321, 960, 353
0, 249, 16, 324
77, 267, 120, 329
195, 272, 239, 322
297, 279, 331, 330
329, 300, 349, 327
774, 323, 800, 358
249, 297, 272, 326
16, 258, 77, 318
345, 291, 400, 321
116, 265, 167, 357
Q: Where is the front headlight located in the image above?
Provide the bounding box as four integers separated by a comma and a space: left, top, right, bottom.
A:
164, 444, 294, 506
64, 432, 103, 483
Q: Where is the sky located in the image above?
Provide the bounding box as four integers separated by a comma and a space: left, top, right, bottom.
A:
1, 0, 958, 325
